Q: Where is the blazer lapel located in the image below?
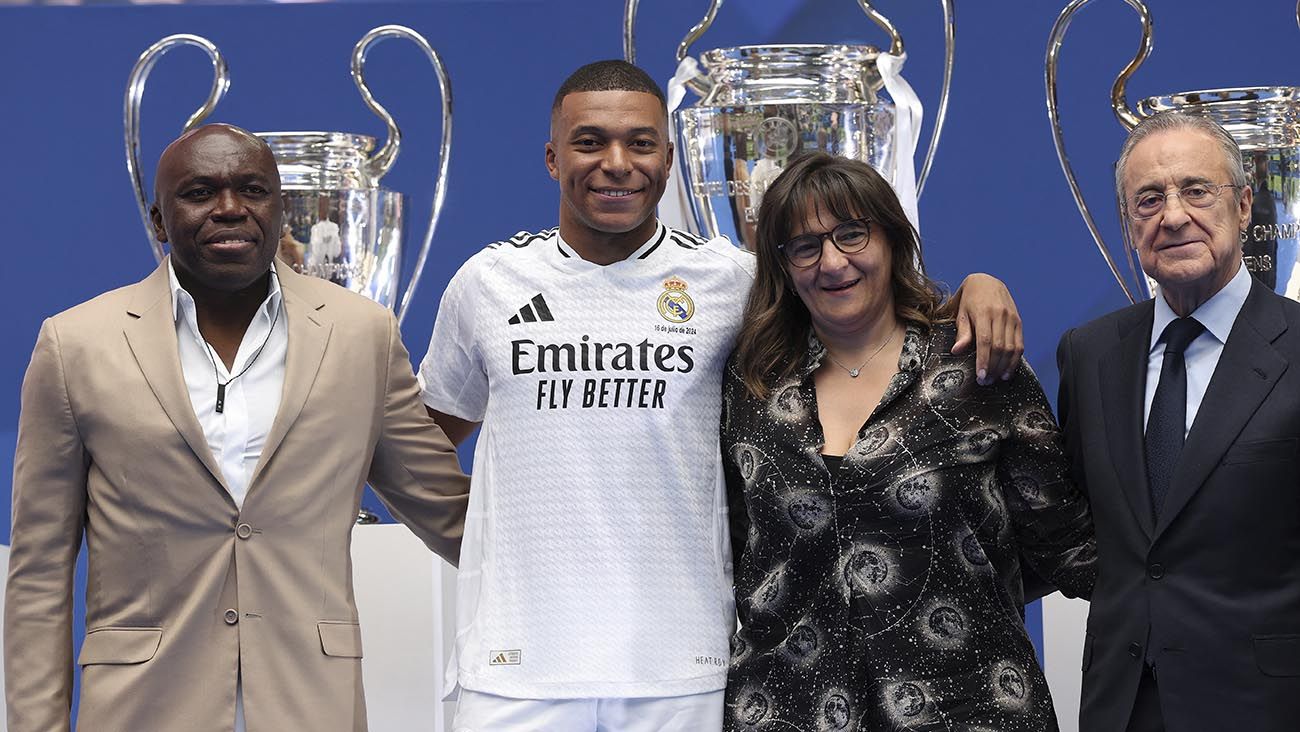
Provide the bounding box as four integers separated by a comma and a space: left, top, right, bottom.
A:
247, 262, 332, 490
1155, 281, 1288, 540
1099, 302, 1157, 539
122, 261, 232, 496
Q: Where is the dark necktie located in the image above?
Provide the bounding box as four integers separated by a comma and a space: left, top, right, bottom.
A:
1145, 316, 1206, 520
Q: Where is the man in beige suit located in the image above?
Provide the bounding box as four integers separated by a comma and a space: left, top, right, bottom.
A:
5, 124, 469, 731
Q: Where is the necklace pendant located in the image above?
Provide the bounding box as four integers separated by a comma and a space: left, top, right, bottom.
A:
848, 368, 860, 378
215, 382, 226, 414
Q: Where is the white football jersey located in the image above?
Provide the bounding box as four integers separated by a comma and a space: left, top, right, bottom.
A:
419, 223, 755, 699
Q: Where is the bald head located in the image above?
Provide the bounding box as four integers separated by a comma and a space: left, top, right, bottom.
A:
149, 123, 283, 295
154, 124, 277, 204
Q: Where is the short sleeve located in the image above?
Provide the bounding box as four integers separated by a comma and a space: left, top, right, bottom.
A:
418, 262, 489, 422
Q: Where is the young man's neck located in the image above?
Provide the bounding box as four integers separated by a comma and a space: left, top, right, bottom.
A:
559, 219, 659, 266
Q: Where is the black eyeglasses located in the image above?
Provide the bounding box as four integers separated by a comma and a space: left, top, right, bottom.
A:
778, 218, 873, 268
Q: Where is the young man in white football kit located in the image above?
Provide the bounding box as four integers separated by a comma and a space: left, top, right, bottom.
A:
419, 61, 1024, 732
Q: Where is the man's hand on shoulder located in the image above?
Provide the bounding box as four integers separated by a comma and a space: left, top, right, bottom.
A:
949, 272, 1024, 386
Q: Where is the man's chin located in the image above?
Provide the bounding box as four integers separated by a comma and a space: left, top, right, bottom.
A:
180, 261, 274, 294
588, 211, 657, 236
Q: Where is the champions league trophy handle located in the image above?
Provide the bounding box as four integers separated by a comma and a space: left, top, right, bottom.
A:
1045, 0, 1153, 304
623, 0, 642, 64
917, 0, 954, 195
125, 34, 230, 264
351, 25, 453, 326
622, 0, 954, 194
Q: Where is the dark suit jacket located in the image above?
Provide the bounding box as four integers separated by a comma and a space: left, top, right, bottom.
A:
1057, 279, 1300, 732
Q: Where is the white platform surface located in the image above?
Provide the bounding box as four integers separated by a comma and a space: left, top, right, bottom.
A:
352, 524, 456, 732
1043, 593, 1089, 732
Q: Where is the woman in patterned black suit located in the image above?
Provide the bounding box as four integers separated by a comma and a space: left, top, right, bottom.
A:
722, 152, 1095, 731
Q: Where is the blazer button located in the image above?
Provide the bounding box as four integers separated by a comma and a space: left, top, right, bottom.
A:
1128, 642, 1142, 658
236, 523, 253, 540
224, 609, 239, 625
1148, 563, 1165, 580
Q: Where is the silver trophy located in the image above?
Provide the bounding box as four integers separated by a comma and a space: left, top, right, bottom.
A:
125, 27, 453, 524
1047, 0, 1300, 302
625, 0, 954, 250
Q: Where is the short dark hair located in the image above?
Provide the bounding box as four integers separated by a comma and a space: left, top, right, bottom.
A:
551, 60, 666, 114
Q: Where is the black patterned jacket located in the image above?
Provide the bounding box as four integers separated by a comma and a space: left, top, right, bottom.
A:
721, 323, 1095, 732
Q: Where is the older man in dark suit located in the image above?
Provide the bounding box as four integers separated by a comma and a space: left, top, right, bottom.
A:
1057, 112, 1300, 732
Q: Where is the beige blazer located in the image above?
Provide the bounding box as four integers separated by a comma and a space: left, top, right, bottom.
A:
5, 260, 469, 732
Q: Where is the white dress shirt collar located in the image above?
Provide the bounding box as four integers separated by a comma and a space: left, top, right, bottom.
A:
1150, 261, 1251, 353
168, 259, 282, 330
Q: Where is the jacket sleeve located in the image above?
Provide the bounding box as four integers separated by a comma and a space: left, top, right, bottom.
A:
366, 310, 470, 566
6, 320, 88, 732
997, 352, 1097, 601
1056, 327, 1090, 502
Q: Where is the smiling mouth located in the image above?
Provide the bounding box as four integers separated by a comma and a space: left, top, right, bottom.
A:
822, 278, 860, 292
592, 187, 643, 198
203, 236, 259, 255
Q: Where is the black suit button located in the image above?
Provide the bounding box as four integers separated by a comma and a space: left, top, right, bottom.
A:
1128, 642, 1142, 658
1148, 563, 1165, 579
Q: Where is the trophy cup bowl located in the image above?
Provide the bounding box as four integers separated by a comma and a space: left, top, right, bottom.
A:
263, 131, 404, 313
626, 0, 954, 251
676, 44, 896, 248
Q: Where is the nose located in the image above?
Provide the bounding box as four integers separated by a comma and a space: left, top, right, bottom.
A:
819, 234, 849, 270
211, 188, 245, 220
601, 143, 632, 176
1159, 192, 1191, 229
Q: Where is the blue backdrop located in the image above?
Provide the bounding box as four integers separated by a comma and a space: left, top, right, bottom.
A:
1, 0, 1295, 716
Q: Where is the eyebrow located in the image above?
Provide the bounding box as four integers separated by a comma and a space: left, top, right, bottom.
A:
176, 173, 271, 188
570, 125, 662, 138
1131, 175, 1215, 195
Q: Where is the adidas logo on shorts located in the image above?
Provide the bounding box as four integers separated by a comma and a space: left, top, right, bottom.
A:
508, 294, 553, 325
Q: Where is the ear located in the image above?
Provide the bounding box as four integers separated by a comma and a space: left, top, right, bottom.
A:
665, 139, 674, 173
1238, 184, 1254, 231
545, 141, 559, 181
149, 203, 168, 244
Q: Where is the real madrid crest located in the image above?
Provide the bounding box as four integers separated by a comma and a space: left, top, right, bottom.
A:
657, 276, 695, 323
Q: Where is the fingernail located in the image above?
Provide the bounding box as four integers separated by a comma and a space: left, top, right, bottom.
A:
977, 368, 987, 381
1003, 372, 1013, 381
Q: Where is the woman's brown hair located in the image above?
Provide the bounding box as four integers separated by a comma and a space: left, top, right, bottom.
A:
734, 151, 944, 399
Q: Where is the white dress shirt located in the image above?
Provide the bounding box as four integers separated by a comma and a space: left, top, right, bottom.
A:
1145, 262, 1252, 436
169, 262, 287, 732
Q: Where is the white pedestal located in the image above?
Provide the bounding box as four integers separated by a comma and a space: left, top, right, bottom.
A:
351, 524, 456, 732
1042, 593, 1089, 732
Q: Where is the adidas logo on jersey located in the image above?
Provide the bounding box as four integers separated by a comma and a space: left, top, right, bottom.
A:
508, 294, 554, 325
489, 649, 522, 666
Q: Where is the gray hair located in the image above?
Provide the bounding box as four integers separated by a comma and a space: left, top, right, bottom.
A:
1115, 112, 1248, 202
